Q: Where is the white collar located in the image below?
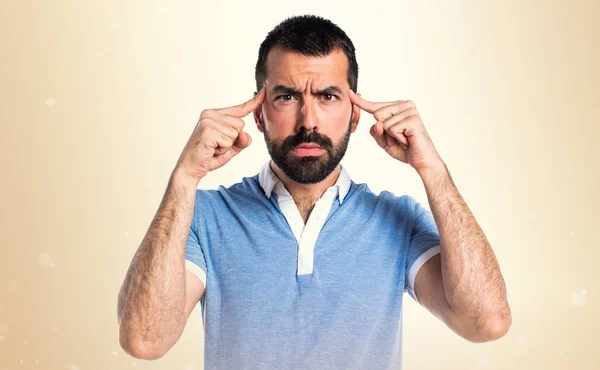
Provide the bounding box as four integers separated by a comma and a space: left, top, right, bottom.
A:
258, 160, 351, 205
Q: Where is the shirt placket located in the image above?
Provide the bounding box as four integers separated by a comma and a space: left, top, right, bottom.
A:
296, 190, 336, 275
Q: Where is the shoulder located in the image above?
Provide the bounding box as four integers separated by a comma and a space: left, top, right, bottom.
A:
350, 181, 416, 210
344, 182, 420, 225
195, 175, 259, 197
193, 174, 265, 211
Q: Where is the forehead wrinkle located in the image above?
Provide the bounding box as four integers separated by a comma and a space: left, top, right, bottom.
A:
271, 80, 343, 96
265, 48, 349, 87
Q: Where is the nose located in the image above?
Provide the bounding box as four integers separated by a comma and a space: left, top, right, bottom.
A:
297, 98, 319, 133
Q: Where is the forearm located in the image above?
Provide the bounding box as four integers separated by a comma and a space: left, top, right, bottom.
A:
417, 161, 510, 334
117, 170, 198, 358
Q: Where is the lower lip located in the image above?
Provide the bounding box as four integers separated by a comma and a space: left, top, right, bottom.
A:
293, 147, 324, 156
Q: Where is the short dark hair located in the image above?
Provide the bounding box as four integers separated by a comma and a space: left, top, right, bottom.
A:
255, 15, 358, 92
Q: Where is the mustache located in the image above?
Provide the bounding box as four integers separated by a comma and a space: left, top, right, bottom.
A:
280, 130, 333, 153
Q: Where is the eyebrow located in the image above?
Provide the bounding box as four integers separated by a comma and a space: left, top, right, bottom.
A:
271, 84, 344, 96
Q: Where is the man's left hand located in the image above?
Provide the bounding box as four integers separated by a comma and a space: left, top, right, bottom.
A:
349, 89, 443, 173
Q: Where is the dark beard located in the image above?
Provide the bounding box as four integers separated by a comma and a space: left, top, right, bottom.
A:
263, 116, 352, 184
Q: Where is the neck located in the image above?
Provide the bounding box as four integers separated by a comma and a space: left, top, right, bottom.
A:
270, 160, 341, 203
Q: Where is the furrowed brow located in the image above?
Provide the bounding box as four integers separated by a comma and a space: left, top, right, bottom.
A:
315, 86, 343, 96
271, 85, 344, 96
272, 85, 302, 95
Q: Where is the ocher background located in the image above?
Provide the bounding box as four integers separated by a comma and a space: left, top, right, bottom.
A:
1, 0, 598, 369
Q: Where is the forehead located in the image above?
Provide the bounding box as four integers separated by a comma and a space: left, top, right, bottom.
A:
264, 47, 349, 89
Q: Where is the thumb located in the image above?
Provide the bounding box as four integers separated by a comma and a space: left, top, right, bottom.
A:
232, 130, 252, 152
370, 122, 386, 148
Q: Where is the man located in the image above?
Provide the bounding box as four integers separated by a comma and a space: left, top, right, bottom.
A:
117, 15, 511, 369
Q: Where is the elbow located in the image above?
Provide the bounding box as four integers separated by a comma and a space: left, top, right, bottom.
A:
467, 311, 512, 343
484, 311, 512, 341
119, 327, 167, 360
120, 337, 166, 360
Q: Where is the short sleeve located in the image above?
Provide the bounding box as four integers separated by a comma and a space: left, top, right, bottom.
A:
404, 198, 441, 303
185, 201, 208, 289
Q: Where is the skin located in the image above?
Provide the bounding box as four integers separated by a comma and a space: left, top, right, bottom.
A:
254, 47, 512, 342
117, 89, 265, 359
252, 46, 361, 222
117, 45, 511, 360
348, 91, 512, 342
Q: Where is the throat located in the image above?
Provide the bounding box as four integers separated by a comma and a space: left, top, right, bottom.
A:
295, 200, 316, 225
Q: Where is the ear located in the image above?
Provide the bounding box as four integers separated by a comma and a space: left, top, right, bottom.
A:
350, 93, 361, 133
253, 91, 264, 133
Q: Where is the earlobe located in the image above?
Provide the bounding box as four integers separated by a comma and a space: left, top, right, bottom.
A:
350, 104, 360, 133
254, 109, 264, 133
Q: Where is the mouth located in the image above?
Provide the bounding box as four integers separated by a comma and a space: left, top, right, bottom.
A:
292, 144, 324, 157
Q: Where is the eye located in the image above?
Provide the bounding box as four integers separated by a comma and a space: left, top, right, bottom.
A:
275, 95, 295, 102
322, 94, 338, 102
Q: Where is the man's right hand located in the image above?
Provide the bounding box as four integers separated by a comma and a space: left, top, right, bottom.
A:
174, 87, 266, 183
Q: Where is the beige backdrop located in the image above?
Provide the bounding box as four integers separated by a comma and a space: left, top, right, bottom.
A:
1, 0, 598, 369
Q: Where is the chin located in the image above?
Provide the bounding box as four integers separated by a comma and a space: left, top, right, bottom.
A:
282, 156, 337, 184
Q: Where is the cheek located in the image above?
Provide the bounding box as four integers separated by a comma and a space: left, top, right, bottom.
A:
262, 106, 295, 137
326, 107, 351, 129
265, 107, 295, 125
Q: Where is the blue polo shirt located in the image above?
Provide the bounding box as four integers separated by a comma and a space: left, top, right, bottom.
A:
185, 164, 441, 370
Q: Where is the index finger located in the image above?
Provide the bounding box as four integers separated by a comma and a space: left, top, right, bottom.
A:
217, 86, 266, 117
348, 89, 397, 114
